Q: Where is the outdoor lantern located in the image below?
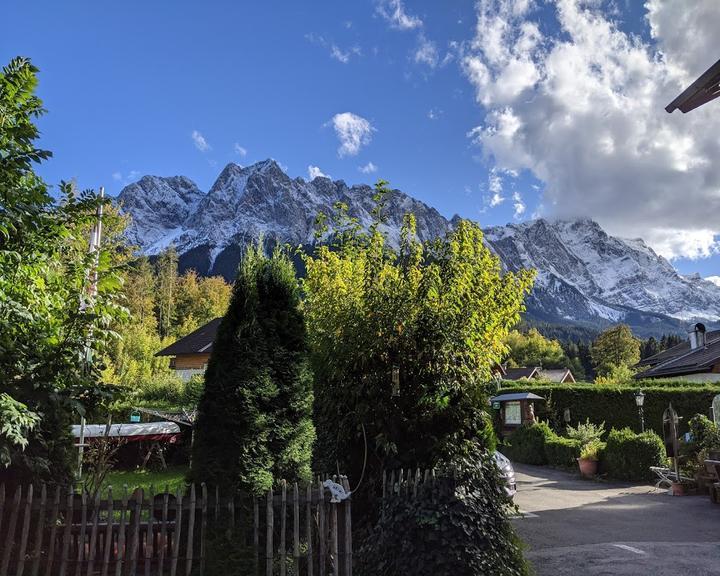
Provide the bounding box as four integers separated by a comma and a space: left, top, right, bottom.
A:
634, 390, 645, 407
634, 390, 645, 432
563, 408, 571, 424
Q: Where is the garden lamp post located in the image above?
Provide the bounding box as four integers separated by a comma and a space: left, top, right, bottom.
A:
634, 389, 645, 433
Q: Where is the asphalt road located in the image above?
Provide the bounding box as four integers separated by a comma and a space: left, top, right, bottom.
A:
511, 463, 720, 576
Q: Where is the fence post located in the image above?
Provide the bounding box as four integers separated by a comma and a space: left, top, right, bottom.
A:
293, 482, 300, 576
100, 487, 113, 576
158, 487, 169, 576
318, 480, 326, 576
200, 483, 208, 576
266, 487, 274, 576
15, 484, 33, 576
45, 486, 61, 575
58, 488, 74, 576
169, 488, 183, 576
30, 483, 47, 576
128, 488, 143, 576
145, 486, 154, 576
306, 483, 314, 576
253, 497, 259, 574
115, 486, 129, 576
86, 490, 101, 576
280, 481, 286, 576
1, 485, 22, 576
342, 478, 352, 576
185, 484, 196, 576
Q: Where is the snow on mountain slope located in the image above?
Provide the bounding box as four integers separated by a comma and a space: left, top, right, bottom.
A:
116, 159, 720, 334
483, 219, 720, 322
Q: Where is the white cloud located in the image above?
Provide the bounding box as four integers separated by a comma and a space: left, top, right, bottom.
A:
707, 276, 720, 287
512, 191, 526, 218
427, 108, 443, 120
488, 169, 504, 207
376, 0, 422, 30
462, 0, 720, 260
308, 165, 330, 180
112, 170, 141, 186
328, 112, 375, 157
414, 34, 439, 68
359, 161, 378, 174
192, 130, 211, 152
330, 45, 350, 63
234, 143, 247, 157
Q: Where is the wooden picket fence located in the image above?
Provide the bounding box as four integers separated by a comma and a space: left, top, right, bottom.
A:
381, 468, 436, 503
0, 478, 352, 576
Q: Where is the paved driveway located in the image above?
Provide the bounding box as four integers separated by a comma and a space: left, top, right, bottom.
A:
511, 463, 720, 576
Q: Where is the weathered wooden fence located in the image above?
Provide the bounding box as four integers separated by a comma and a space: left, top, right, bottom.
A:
382, 468, 436, 503
0, 478, 351, 576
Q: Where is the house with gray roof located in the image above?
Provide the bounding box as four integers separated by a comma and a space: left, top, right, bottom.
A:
635, 323, 720, 382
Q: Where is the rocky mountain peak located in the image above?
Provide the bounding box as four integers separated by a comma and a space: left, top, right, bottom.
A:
117, 161, 720, 336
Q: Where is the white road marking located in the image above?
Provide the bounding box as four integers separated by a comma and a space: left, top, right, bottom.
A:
612, 544, 647, 555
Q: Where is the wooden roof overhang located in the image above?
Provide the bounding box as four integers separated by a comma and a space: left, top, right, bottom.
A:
666, 58, 720, 114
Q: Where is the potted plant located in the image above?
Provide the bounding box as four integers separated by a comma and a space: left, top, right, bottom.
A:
578, 440, 602, 478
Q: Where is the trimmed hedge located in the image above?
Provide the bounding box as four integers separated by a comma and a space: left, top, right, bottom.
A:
501, 422, 553, 465
501, 423, 581, 468
545, 436, 582, 467
602, 428, 666, 482
498, 382, 720, 436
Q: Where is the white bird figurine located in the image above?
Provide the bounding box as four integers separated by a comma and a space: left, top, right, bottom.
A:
323, 479, 350, 503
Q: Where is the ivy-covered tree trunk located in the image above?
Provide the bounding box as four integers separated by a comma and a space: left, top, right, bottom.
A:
189, 246, 315, 494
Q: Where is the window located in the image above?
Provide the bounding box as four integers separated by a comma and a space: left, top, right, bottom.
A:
505, 401, 522, 425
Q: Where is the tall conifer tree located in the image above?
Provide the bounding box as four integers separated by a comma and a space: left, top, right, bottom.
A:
189, 246, 314, 493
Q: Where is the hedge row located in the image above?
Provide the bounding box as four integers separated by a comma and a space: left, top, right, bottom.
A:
501, 422, 666, 482
497, 382, 720, 436
500, 422, 581, 467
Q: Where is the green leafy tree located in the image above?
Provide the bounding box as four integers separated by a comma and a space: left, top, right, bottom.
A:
0, 58, 125, 486
504, 328, 568, 369
155, 246, 179, 339
189, 246, 315, 493
591, 324, 641, 377
302, 184, 535, 502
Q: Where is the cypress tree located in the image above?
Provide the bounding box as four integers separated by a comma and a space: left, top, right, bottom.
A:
189, 246, 314, 494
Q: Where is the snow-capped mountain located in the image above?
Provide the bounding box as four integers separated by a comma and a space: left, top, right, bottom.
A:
117, 159, 720, 336
118, 160, 450, 278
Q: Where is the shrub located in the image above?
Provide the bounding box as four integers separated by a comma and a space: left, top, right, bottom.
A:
602, 428, 666, 482
357, 446, 529, 576
501, 422, 554, 465
545, 436, 581, 467
566, 419, 605, 446
579, 440, 604, 462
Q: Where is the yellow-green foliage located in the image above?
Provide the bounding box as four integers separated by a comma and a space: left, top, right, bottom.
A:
302, 182, 535, 484
592, 324, 641, 377
504, 328, 567, 368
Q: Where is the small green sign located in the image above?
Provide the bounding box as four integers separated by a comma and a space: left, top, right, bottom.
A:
130, 411, 141, 423
492, 401, 501, 410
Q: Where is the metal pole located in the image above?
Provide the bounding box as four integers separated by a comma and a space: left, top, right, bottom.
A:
639, 407, 644, 433
77, 187, 105, 481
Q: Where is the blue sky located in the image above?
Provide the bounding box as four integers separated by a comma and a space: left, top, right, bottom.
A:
3, 0, 719, 278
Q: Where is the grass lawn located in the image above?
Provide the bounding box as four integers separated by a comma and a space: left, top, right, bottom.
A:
101, 465, 188, 495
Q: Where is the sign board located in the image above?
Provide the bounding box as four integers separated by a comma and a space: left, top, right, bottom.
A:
130, 411, 141, 423
492, 401, 501, 410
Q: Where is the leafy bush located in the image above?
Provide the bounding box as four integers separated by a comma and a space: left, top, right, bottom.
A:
579, 440, 605, 462
544, 436, 581, 467
602, 428, 666, 482
688, 414, 720, 451
357, 446, 529, 576
501, 422, 554, 465
497, 383, 720, 436
566, 418, 605, 446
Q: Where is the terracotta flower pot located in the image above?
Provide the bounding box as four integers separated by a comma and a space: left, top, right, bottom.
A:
671, 482, 685, 496
578, 458, 598, 478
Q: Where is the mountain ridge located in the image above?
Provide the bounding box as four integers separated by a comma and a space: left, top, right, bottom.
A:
117, 159, 720, 337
